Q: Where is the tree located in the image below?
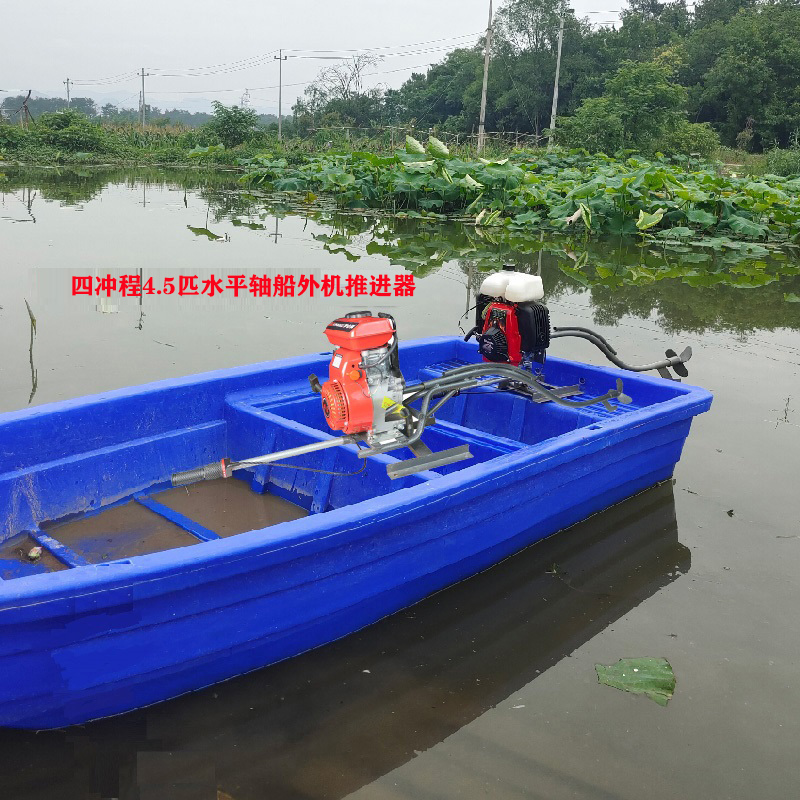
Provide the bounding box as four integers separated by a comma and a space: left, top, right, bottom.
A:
693, 0, 757, 28
556, 60, 687, 152
605, 60, 687, 143
552, 96, 625, 153
494, 0, 570, 53
684, 1, 800, 147
386, 48, 483, 130
201, 101, 259, 147
294, 54, 385, 128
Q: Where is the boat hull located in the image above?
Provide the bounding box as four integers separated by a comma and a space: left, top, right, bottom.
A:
0, 337, 712, 729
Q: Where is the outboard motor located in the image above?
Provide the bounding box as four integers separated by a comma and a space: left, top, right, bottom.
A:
467, 266, 551, 367
319, 311, 405, 447
465, 265, 693, 382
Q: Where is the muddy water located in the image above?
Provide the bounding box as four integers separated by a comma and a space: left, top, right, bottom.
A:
0, 168, 798, 800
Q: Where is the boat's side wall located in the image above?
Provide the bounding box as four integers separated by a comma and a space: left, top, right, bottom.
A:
0, 412, 701, 728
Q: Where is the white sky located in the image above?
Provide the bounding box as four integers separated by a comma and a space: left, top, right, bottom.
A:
5, 1, 623, 114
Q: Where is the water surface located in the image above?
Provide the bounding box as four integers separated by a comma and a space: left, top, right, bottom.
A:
0, 168, 798, 800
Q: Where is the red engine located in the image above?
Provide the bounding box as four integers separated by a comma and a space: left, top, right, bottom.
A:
320, 311, 403, 437
477, 302, 524, 365
467, 269, 551, 367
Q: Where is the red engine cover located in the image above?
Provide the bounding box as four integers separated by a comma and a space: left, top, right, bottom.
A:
321, 314, 393, 434
481, 302, 523, 366
324, 314, 394, 350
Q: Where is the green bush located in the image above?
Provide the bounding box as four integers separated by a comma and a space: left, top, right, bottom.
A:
765, 146, 800, 177
655, 121, 721, 158
554, 61, 688, 155
34, 110, 109, 153
553, 97, 625, 155
201, 102, 259, 148
0, 123, 28, 151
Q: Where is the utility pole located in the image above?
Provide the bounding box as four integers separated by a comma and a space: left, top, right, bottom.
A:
140, 67, 149, 130
20, 90, 33, 129
548, 14, 565, 149
275, 49, 287, 140
477, 0, 493, 154
64, 78, 71, 107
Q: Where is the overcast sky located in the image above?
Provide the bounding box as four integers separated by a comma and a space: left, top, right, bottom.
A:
4, 1, 623, 114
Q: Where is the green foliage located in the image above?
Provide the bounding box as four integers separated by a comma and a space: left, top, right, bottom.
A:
285, 0, 800, 156
766, 146, 800, 178
201, 102, 259, 148
4, 0, 800, 162
426, 136, 450, 158
405, 135, 425, 154
231, 190, 800, 335
595, 658, 676, 706
684, 1, 800, 148
1, 95, 98, 118
607, 61, 687, 144
0, 123, 26, 151
34, 110, 108, 153
556, 60, 687, 153
187, 144, 226, 159
654, 120, 721, 157
553, 97, 625, 154
241, 144, 800, 247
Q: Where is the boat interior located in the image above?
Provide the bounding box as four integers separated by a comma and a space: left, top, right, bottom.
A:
0, 346, 684, 582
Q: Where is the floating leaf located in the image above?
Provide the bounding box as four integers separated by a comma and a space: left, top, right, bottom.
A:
784, 293, 800, 303
595, 657, 675, 706
187, 144, 225, 158
187, 225, 223, 240
510, 211, 542, 227
656, 226, 694, 239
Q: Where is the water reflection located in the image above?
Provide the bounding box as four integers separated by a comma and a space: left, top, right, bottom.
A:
0, 483, 687, 800
3, 167, 797, 337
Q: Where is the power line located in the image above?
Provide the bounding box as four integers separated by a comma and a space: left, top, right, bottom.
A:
249, 61, 441, 103
149, 33, 478, 76
150, 50, 279, 77
55, 33, 482, 88
71, 71, 139, 86
148, 60, 448, 97
284, 32, 481, 57
151, 43, 476, 80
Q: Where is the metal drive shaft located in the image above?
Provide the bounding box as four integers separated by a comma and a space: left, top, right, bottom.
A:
171, 436, 358, 487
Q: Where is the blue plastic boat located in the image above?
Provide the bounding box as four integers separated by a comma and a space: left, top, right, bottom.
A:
0, 336, 711, 729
